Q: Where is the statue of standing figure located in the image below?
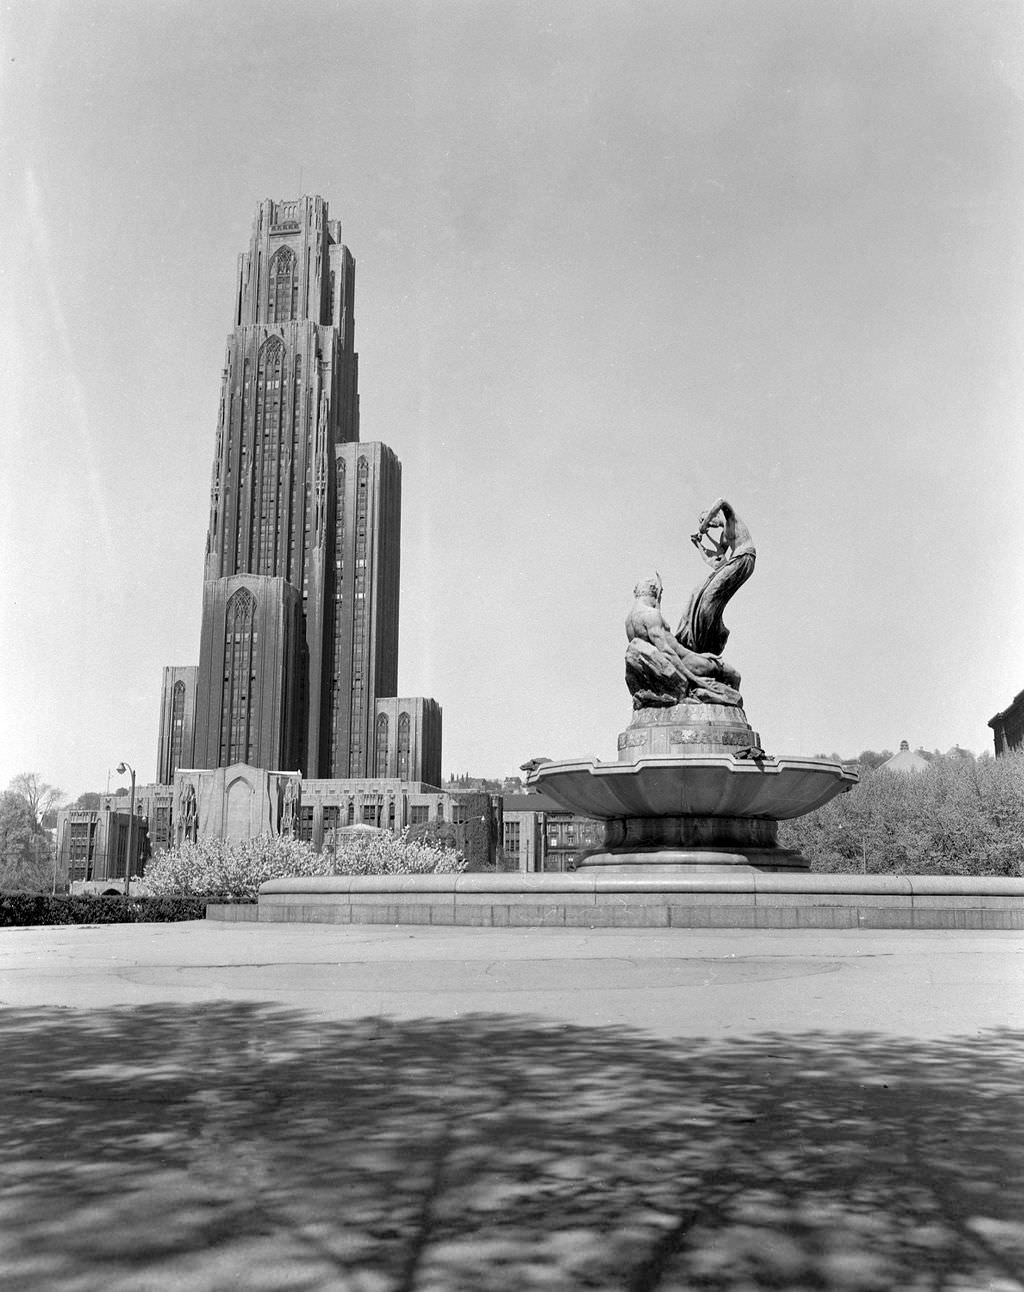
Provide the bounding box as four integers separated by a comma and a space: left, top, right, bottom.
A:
280, 776, 300, 838
179, 780, 198, 844
625, 499, 755, 710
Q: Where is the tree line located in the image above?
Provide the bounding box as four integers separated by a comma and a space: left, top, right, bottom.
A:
0, 774, 115, 891
3, 753, 1022, 890
779, 752, 1024, 876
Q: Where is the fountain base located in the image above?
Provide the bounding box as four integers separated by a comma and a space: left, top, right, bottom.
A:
578, 813, 808, 871
529, 703, 858, 874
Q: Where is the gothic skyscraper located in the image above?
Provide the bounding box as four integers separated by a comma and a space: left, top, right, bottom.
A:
178, 195, 439, 781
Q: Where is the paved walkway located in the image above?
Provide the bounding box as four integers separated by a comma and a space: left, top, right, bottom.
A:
2, 922, 1023, 1290
2, 920, 1021, 1036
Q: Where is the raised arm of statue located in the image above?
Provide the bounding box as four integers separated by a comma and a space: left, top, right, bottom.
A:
678, 499, 756, 657
690, 498, 755, 563
697, 497, 729, 537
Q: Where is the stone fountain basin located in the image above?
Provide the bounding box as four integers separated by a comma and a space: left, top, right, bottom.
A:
527, 755, 857, 822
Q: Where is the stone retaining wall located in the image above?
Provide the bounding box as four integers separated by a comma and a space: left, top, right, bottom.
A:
205, 903, 259, 921
242, 873, 1024, 930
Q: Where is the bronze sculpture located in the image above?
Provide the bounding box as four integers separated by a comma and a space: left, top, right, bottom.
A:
679, 498, 756, 656
625, 499, 754, 710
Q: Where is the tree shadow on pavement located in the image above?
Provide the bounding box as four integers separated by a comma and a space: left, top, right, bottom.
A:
1, 1004, 1022, 1291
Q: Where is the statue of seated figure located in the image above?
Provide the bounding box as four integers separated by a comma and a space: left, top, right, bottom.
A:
626, 574, 742, 709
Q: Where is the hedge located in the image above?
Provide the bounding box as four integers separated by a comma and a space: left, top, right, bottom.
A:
0, 893, 219, 927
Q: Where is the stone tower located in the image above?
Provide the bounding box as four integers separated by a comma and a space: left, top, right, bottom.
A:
192, 196, 401, 777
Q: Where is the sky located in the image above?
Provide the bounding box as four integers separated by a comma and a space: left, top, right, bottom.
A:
2, 0, 1023, 799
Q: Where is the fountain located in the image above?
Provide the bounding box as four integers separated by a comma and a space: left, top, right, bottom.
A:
255, 497, 1022, 928
527, 499, 857, 871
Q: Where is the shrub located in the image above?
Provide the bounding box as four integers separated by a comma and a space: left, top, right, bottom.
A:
0, 893, 208, 927
136, 828, 465, 900
407, 793, 497, 870
779, 753, 1024, 876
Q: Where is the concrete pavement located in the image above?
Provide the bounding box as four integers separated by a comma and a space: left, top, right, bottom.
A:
1, 920, 1021, 1037
2, 921, 1023, 1291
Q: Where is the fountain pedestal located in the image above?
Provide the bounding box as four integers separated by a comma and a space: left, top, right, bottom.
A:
528, 703, 856, 873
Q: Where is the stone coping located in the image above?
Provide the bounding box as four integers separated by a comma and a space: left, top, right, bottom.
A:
259, 873, 1024, 898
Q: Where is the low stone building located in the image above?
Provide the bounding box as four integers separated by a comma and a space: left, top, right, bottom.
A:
100, 785, 176, 855
878, 741, 931, 775
500, 794, 602, 873
989, 690, 1024, 756
55, 803, 149, 892
168, 764, 499, 869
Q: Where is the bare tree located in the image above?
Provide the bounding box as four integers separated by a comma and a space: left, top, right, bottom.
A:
8, 773, 66, 824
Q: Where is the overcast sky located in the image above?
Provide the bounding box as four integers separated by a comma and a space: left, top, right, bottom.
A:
2, 0, 1023, 798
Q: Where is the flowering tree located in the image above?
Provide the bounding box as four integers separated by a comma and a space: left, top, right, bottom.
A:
332, 829, 466, 877
137, 828, 465, 899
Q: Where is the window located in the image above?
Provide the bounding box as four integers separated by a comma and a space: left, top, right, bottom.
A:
268, 246, 298, 322
250, 337, 286, 574
375, 713, 389, 776
298, 805, 315, 842
410, 805, 429, 826
503, 821, 521, 855
153, 805, 171, 850
220, 588, 256, 764
451, 802, 469, 825
362, 802, 380, 826
397, 712, 411, 780
69, 821, 93, 860
169, 680, 186, 779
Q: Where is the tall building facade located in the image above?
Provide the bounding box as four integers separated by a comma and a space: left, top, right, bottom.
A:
373, 697, 443, 786
331, 442, 402, 777
194, 574, 303, 770
155, 666, 198, 785
159, 194, 441, 792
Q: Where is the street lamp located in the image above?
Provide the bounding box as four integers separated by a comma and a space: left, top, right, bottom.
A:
116, 761, 136, 897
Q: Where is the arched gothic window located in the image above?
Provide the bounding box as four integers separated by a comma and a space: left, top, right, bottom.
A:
252, 338, 286, 573
169, 680, 186, 780
220, 588, 258, 765
268, 246, 298, 322
397, 712, 411, 781
375, 713, 390, 777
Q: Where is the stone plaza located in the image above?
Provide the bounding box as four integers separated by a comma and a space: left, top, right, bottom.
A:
2, 919, 1022, 1290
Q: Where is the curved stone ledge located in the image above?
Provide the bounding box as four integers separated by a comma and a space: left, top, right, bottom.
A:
259, 873, 1024, 898
249, 872, 1024, 929
527, 755, 858, 821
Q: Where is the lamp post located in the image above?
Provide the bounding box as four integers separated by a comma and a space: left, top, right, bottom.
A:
116, 761, 136, 897
53, 819, 67, 896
